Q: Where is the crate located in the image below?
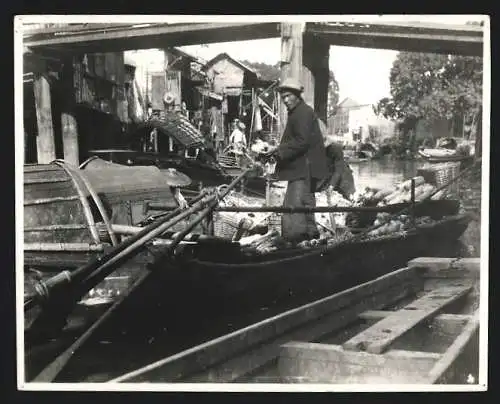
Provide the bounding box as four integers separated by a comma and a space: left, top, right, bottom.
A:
417, 162, 461, 198
268, 213, 282, 235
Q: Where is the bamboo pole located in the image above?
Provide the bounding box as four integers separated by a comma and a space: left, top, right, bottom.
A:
148, 201, 453, 214
213, 205, 419, 214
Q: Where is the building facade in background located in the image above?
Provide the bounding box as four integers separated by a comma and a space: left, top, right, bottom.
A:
328, 97, 395, 145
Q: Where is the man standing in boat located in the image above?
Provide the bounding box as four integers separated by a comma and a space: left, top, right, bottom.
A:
261, 78, 328, 244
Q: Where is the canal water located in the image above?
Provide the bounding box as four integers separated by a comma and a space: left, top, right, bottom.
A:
350, 157, 427, 191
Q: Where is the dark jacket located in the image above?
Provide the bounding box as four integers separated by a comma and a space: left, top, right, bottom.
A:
275, 101, 328, 182
316, 143, 355, 198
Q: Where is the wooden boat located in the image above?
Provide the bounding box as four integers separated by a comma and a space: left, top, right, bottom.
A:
128, 213, 472, 322
23, 159, 181, 270
24, 159, 472, 323
23, 159, 474, 382
118, 113, 267, 197
418, 149, 474, 164
100, 257, 482, 385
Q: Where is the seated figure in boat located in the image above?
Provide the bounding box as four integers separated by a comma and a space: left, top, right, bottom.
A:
316, 121, 356, 201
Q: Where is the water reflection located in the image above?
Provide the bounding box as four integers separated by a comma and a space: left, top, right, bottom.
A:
351, 157, 427, 191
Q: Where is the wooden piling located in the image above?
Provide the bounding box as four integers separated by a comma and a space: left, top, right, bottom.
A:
61, 113, 79, 166
33, 74, 56, 164
60, 57, 80, 166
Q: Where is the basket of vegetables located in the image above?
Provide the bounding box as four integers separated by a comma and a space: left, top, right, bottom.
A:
417, 162, 461, 197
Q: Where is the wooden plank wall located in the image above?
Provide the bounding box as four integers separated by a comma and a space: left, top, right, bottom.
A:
73, 52, 127, 121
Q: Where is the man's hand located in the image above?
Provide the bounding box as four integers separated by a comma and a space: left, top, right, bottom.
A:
258, 146, 278, 162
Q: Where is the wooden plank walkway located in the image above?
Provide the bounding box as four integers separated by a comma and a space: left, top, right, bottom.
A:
45, 257, 480, 385
343, 285, 473, 354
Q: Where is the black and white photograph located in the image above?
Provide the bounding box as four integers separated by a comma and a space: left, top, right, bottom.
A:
15, 15, 489, 392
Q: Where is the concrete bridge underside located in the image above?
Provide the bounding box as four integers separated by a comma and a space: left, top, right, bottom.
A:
22, 20, 485, 165
24, 21, 483, 57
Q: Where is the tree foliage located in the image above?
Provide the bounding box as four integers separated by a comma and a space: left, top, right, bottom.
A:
375, 52, 483, 127
239, 60, 281, 82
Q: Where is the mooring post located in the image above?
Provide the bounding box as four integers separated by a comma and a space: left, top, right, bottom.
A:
60, 56, 81, 166
411, 178, 416, 227
33, 73, 56, 164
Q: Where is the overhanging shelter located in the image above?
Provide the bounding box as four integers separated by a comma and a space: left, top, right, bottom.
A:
202, 52, 275, 136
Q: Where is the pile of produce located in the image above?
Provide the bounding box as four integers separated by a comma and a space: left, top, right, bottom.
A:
346, 175, 447, 231
239, 230, 287, 254
351, 176, 444, 208
315, 189, 352, 235
365, 213, 437, 238
239, 226, 355, 255
220, 175, 449, 253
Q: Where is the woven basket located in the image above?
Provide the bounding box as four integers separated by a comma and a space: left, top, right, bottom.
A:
213, 212, 242, 239
417, 162, 461, 198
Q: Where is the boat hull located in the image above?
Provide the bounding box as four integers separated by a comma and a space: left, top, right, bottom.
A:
96, 214, 473, 337
24, 214, 473, 381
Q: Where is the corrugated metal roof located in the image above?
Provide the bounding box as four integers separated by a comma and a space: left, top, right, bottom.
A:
142, 112, 206, 148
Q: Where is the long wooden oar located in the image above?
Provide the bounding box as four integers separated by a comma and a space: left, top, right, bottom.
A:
31, 269, 151, 382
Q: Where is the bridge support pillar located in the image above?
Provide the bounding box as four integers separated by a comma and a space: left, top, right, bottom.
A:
302, 33, 330, 125
279, 23, 330, 134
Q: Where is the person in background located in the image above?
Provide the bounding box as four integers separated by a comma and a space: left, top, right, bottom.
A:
163, 92, 176, 112
229, 121, 247, 151
261, 78, 328, 244
229, 121, 247, 166
146, 102, 153, 119
180, 101, 189, 118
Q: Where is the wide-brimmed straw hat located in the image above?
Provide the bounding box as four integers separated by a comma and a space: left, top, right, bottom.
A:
278, 78, 304, 93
